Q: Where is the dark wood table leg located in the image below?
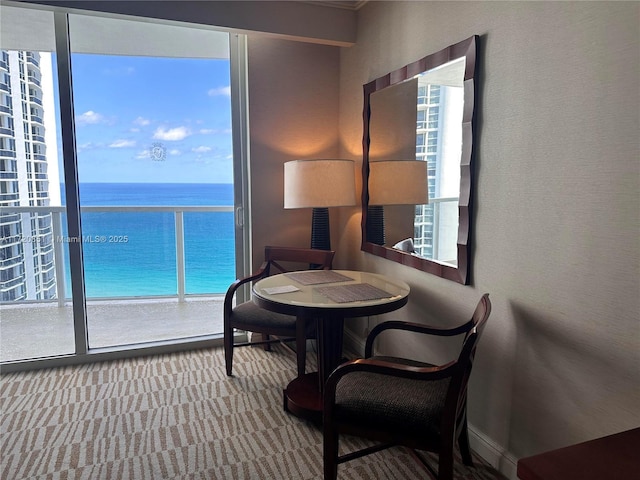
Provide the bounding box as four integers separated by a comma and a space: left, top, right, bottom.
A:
316, 314, 344, 390
283, 315, 344, 424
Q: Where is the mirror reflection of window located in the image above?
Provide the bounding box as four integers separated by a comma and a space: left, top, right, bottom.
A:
413, 59, 465, 265
367, 57, 465, 266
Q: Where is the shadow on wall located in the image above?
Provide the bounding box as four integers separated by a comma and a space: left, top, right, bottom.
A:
507, 301, 639, 458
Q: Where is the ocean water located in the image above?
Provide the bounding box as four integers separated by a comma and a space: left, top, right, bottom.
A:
68, 183, 235, 298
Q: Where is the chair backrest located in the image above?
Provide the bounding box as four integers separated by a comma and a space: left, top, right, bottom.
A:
263, 246, 335, 275
463, 293, 491, 346
444, 294, 491, 438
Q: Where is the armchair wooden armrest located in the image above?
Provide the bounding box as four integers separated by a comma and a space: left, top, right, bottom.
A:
365, 318, 475, 357
223, 262, 269, 319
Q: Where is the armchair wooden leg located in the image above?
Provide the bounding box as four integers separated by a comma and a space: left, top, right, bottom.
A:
224, 326, 233, 376
438, 447, 454, 480
262, 333, 272, 351
458, 417, 474, 466
323, 423, 339, 480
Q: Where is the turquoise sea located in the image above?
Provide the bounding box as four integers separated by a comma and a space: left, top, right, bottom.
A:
71, 183, 235, 298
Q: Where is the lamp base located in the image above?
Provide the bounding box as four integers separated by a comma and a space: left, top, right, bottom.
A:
366, 205, 385, 245
310, 207, 331, 251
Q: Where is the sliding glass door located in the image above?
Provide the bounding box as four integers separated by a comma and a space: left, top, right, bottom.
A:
68, 14, 238, 348
0, 6, 75, 362
0, 4, 248, 365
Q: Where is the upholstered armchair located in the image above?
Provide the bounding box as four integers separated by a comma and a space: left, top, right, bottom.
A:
323, 294, 491, 480
223, 245, 335, 377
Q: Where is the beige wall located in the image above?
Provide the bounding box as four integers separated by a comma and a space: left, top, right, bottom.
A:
336, 0, 639, 474
19, 0, 638, 475
247, 36, 341, 271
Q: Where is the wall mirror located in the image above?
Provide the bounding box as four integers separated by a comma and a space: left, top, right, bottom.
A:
361, 36, 478, 284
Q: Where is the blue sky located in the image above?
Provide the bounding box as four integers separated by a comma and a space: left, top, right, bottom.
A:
57, 54, 233, 183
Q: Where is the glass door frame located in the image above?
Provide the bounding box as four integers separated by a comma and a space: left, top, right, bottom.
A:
1, 7, 250, 372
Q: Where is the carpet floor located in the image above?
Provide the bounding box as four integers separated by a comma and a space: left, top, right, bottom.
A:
1, 344, 506, 479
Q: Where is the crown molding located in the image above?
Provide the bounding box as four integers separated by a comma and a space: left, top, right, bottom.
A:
303, 1, 368, 11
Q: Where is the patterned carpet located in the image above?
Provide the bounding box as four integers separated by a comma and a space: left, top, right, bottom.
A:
1, 345, 506, 479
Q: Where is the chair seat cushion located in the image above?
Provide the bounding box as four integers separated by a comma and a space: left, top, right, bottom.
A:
334, 356, 450, 438
231, 302, 296, 330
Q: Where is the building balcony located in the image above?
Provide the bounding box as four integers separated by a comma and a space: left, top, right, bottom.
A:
0, 205, 236, 364
0, 192, 19, 202
25, 53, 40, 67
0, 251, 24, 267
0, 296, 225, 363
0, 213, 21, 224
0, 275, 26, 292
0, 149, 17, 158
27, 75, 41, 88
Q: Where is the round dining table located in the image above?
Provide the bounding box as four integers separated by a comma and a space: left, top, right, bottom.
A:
252, 269, 410, 423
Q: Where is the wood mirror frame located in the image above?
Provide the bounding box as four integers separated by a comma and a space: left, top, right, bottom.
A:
360, 35, 478, 285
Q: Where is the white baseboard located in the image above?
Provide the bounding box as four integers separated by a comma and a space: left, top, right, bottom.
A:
344, 328, 519, 479
468, 425, 518, 479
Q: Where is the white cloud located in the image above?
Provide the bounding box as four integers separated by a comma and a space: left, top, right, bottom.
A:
199, 128, 232, 135
169, 149, 181, 156
76, 142, 96, 152
135, 149, 151, 159
192, 146, 212, 153
109, 139, 136, 148
133, 116, 150, 127
208, 86, 231, 97
76, 110, 105, 126
153, 126, 191, 141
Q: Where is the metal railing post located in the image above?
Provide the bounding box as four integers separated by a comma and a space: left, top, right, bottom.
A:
175, 211, 186, 302
51, 210, 66, 307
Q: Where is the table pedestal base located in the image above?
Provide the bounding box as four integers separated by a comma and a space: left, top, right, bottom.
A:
283, 373, 322, 424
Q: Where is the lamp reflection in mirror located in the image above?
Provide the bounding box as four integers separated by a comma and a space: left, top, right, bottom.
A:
367, 160, 428, 246
284, 159, 356, 250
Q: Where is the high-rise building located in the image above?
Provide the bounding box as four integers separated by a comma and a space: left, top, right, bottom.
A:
0, 50, 60, 302
413, 76, 463, 264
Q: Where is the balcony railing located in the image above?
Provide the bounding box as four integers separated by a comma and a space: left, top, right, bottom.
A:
3, 205, 235, 306
25, 53, 40, 67
27, 75, 41, 87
